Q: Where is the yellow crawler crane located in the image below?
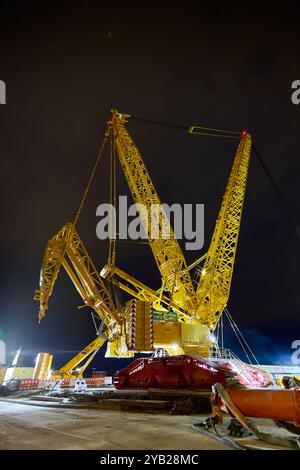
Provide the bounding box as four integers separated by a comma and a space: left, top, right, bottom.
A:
34, 110, 252, 375
102, 111, 252, 356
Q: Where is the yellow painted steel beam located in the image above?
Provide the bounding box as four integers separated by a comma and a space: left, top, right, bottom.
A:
52, 334, 107, 378
101, 264, 191, 320
34, 222, 122, 335
186, 253, 207, 272
109, 110, 198, 315
196, 134, 252, 329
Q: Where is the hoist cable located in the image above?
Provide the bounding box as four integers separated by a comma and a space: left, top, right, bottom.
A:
112, 134, 117, 264
252, 143, 300, 238
225, 308, 259, 365
108, 129, 117, 265
108, 129, 113, 264
224, 309, 253, 364
224, 309, 252, 363
73, 132, 108, 227
130, 113, 299, 236
220, 313, 224, 351
224, 308, 259, 365
129, 114, 241, 138
188, 132, 240, 139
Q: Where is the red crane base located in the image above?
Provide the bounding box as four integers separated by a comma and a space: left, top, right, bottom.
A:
114, 355, 232, 390
113, 355, 271, 390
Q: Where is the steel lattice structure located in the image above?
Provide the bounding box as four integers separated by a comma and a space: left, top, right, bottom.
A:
110, 110, 199, 316
196, 134, 252, 328
34, 222, 120, 331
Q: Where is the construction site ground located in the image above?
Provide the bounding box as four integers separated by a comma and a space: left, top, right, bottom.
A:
0, 387, 298, 450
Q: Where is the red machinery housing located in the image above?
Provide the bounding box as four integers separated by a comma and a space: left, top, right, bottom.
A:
114, 355, 271, 390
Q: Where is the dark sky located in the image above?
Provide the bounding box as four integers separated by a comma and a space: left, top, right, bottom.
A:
0, 2, 299, 372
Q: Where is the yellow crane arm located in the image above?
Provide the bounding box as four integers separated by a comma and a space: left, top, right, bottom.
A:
52, 334, 107, 379
196, 134, 252, 329
110, 110, 198, 315
101, 264, 190, 320
34, 222, 122, 335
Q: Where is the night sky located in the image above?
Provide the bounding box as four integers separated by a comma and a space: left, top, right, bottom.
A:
0, 2, 299, 373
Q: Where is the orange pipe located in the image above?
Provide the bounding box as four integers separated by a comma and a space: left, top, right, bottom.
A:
225, 388, 300, 426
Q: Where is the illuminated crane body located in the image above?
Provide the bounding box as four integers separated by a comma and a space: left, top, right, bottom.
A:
34, 222, 130, 377
34, 110, 253, 376
109, 111, 198, 316
196, 134, 252, 328
102, 111, 252, 357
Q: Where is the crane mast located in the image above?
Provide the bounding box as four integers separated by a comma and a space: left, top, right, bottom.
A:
196, 133, 252, 330
109, 110, 198, 316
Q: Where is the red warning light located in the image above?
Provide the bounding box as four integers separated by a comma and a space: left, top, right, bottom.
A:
240, 130, 247, 138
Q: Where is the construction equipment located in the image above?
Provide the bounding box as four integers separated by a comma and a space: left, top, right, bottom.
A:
101, 110, 252, 356
51, 336, 107, 379
195, 134, 251, 329
34, 109, 259, 380
210, 383, 300, 435
108, 111, 199, 316
114, 355, 271, 390
33, 352, 53, 379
